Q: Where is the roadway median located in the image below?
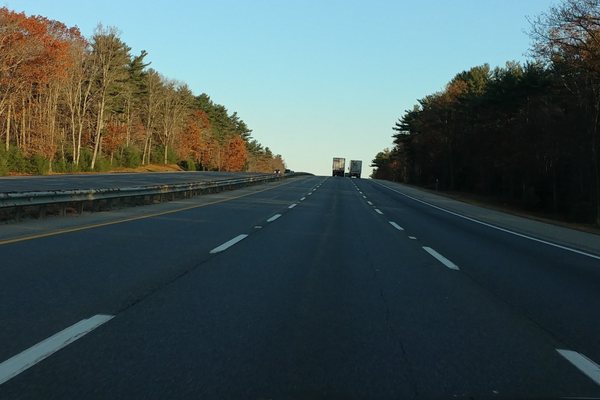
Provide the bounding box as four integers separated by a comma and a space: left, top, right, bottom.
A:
0, 172, 308, 223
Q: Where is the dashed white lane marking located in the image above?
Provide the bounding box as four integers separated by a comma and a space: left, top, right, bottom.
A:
209, 234, 249, 254
288, 204, 297, 209
389, 221, 404, 231
0, 314, 114, 385
557, 349, 600, 386
373, 181, 600, 261
307, 193, 312, 196
422, 247, 460, 270
409, 236, 417, 240
367, 201, 373, 206
267, 214, 282, 222
374, 209, 384, 215
362, 196, 367, 199
300, 197, 306, 201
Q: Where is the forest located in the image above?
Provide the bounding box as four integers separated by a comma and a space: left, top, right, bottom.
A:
371, 0, 600, 225
0, 8, 285, 175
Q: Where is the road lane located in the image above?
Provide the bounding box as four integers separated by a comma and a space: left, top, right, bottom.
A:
355, 178, 600, 367
0, 175, 320, 362
1, 177, 598, 398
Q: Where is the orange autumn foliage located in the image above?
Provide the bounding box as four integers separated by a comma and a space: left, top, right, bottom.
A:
0, 8, 80, 87
103, 122, 127, 156
177, 111, 210, 163
223, 135, 247, 172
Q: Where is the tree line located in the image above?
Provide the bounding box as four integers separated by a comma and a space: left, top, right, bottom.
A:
0, 8, 285, 175
372, 0, 600, 225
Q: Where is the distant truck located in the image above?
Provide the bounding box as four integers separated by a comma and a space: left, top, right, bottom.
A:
332, 157, 345, 177
349, 160, 362, 178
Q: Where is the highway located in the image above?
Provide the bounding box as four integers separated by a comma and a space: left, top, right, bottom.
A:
0, 171, 273, 193
0, 175, 599, 399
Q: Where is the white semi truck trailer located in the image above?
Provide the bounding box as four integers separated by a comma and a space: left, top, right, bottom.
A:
349, 160, 362, 178
332, 157, 345, 177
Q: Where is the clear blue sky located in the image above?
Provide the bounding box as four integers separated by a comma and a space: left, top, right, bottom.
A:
8, 0, 555, 176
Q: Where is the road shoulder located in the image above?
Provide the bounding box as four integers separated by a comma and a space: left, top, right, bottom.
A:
372, 179, 600, 257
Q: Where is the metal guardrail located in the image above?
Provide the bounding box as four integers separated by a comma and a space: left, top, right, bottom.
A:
0, 173, 304, 222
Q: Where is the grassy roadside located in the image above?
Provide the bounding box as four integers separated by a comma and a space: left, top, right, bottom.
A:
5, 164, 185, 176
104, 164, 184, 173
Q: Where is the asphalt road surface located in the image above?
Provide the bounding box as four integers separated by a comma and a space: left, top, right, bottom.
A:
0, 171, 273, 193
1, 176, 599, 399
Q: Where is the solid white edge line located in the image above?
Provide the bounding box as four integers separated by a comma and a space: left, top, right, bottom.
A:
288, 204, 297, 209
374, 209, 383, 215
0, 314, 114, 385
557, 349, 600, 386
267, 214, 282, 222
373, 181, 600, 261
389, 221, 404, 231
422, 246, 460, 270
209, 234, 248, 254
